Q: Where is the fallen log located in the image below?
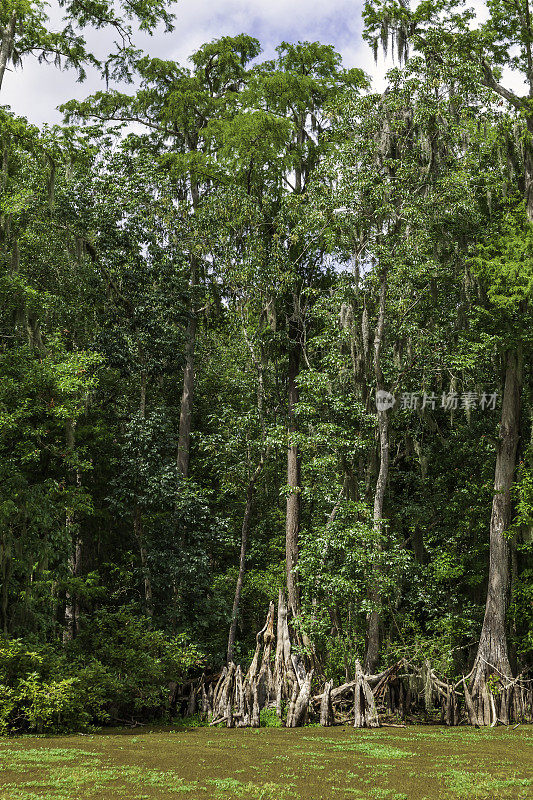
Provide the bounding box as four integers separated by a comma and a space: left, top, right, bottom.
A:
380, 723, 407, 728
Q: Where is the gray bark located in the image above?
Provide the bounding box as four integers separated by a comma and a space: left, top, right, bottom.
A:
134, 507, 153, 618
227, 453, 268, 664
177, 309, 197, 478
135, 362, 153, 617
63, 418, 81, 642
365, 267, 389, 673
472, 350, 521, 709
177, 177, 200, 479
319, 680, 333, 726
273, 589, 298, 717
1, 532, 10, 636
288, 670, 312, 727
286, 331, 301, 617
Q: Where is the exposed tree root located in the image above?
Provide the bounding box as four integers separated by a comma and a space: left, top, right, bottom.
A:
174, 597, 533, 728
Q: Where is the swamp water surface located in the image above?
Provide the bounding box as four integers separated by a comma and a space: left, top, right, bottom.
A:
0, 724, 532, 800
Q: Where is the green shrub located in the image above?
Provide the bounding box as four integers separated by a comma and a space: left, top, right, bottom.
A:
259, 708, 282, 727
16, 673, 92, 733
0, 640, 96, 733
0, 607, 204, 734
70, 607, 203, 722
0, 685, 16, 735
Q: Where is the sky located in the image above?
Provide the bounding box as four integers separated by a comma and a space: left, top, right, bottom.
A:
1, 0, 389, 126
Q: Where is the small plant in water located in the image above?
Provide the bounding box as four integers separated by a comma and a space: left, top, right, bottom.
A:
259, 709, 282, 728
174, 714, 206, 729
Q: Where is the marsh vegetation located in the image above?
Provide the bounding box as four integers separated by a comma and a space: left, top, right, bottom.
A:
0, 726, 532, 800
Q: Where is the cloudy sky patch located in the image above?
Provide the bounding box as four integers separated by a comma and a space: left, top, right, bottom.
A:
1, 0, 389, 125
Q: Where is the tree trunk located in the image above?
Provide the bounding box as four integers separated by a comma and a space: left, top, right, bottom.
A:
177, 175, 200, 480
177, 309, 197, 479
365, 267, 389, 673
354, 659, 380, 727
226, 482, 253, 664
0, 531, 11, 636
63, 418, 81, 642
471, 349, 521, 707
134, 360, 153, 617
286, 325, 301, 617
227, 454, 267, 664
288, 670, 312, 727
320, 680, 334, 726
0, 12, 16, 93
273, 589, 297, 717
525, 118, 533, 222
134, 507, 153, 618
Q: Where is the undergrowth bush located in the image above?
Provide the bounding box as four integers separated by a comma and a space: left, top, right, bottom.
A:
259, 708, 282, 727
0, 606, 203, 734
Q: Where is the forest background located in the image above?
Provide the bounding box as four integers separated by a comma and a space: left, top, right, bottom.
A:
0, 0, 532, 732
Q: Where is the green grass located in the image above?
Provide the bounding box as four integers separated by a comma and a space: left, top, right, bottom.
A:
0, 725, 531, 800
440, 768, 533, 799
0, 747, 98, 765
205, 778, 288, 798
300, 736, 414, 759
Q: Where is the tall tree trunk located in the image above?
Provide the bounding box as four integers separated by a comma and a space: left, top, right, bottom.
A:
174, 172, 201, 629
286, 320, 301, 618
63, 418, 81, 642
174, 253, 198, 623
227, 454, 267, 664
177, 177, 200, 480
227, 309, 269, 663
134, 360, 153, 617
0, 11, 16, 93
365, 267, 389, 674
471, 349, 521, 699
177, 306, 197, 479
134, 507, 153, 618
525, 118, 533, 222
0, 531, 11, 636
227, 481, 254, 665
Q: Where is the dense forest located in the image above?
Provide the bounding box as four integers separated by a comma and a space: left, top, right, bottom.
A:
0, 0, 532, 734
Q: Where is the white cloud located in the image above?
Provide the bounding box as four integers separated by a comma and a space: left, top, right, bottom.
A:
3, 0, 526, 127
1, 0, 377, 125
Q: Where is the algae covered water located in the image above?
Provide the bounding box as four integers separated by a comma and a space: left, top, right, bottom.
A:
0, 724, 531, 799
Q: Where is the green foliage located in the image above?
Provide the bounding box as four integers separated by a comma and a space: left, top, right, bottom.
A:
472, 205, 533, 316
0, 608, 203, 734
0, 638, 99, 733
71, 608, 204, 720
0, 0, 174, 88
259, 708, 283, 727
